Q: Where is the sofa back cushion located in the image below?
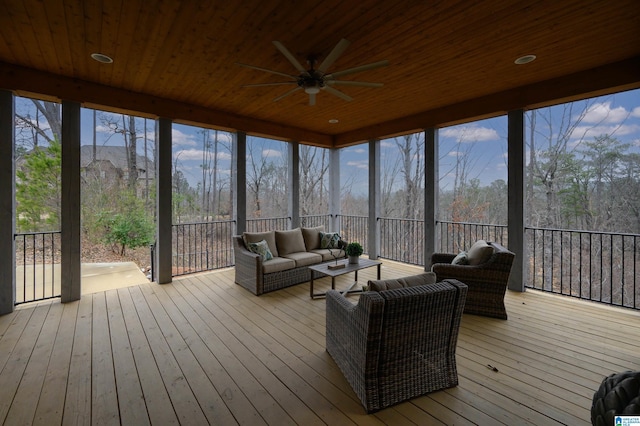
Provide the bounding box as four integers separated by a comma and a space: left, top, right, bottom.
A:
243, 231, 279, 258
301, 226, 324, 250
368, 272, 437, 292
467, 240, 494, 265
275, 228, 307, 256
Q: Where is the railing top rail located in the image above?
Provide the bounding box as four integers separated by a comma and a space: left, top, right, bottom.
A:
15, 231, 62, 237
378, 217, 423, 223
525, 226, 640, 238
436, 220, 507, 228
172, 219, 236, 226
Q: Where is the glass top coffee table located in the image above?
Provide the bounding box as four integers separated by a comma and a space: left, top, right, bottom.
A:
309, 258, 382, 299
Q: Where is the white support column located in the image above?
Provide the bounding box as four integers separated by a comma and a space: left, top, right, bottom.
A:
508, 109, 526, 291
424, 128, 439, 269
288, 142, 299, 229
61, 101, 81, 302
0, 90, 15, 314
368, 139, 380, 259
329, 148, 340, 232
234, 132, 247, 235
156, 118, 172, 284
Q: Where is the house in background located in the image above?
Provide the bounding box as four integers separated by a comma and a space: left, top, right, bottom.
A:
80, 145, 154, 197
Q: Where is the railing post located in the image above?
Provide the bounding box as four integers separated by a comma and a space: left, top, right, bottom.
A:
0, 90, 15, 313
156, 117, 173, 284
368, 139, 380, 259
424, 128, 438, 268
508, 109, 526, 291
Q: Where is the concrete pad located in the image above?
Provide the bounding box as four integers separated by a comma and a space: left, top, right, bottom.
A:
16, 261, 150, 302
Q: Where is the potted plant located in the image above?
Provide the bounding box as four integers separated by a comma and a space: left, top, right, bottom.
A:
345, 241, 363, 264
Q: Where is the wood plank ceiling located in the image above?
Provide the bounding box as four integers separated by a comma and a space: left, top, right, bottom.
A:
0, 0, 639, 147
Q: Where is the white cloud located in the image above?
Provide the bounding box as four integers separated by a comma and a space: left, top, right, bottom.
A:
581, 101, 631, 124
448, 151, 462, 157
262, 148, 282, 158
173, 149, 232, 161
346, 160, 368, 170
172, 128, 197, 146
440, 126, 499, 142
570, 124, 640, 140
632, 107, 640, 118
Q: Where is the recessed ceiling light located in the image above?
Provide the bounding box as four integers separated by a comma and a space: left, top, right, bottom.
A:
91, 53, 113, 64
328, 119, 339, 124
514, 54, 536, 65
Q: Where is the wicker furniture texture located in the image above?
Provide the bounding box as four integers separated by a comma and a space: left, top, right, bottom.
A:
326, 278, 468, 413
591, 370, 640, 426
233, 227, 345, 295
430, 242, 514, 319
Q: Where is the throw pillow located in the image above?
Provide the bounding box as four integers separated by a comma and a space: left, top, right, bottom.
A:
243, 230, 278, 257
247, 239, 273, 261
320, 232, 340, 249
467, 240, 494, 265
451, 251, 469, 265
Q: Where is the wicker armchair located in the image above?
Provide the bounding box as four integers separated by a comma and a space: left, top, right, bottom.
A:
326, 278, 468, 413
430, 241, 514, 319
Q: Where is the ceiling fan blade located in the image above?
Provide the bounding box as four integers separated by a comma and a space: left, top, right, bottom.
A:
236, 62, 296, 80
323, 85, 353, 102
309, 92, 316, 106
273, 41, 308, 74
242, 82, 297, 87
317, 38, 351, 73
325, 80, 383, 88
273, 86, 302, 102
325, 60, 389, 79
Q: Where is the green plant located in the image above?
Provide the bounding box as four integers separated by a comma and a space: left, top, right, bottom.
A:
345, 241, 363, 257
98, 210, 155, 256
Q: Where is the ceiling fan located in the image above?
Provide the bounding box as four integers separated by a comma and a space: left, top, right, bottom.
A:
236, 39, 388, 106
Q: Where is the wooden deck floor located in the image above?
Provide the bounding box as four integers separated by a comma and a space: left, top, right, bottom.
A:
1, 260, 639, 425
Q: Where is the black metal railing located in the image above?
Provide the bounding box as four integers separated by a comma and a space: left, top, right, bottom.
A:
172, 220, 235, 276
525, 227, 639, 309
246, 216, 290, 232
379, 218, 424, 265
300, 214, 331, 229
14, 231, 62, 305
337, 215, 368, 253
436, 220, 508, 253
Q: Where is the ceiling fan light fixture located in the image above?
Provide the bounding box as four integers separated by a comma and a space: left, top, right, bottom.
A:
514, 54, 536, 65
304, 86, 320, 95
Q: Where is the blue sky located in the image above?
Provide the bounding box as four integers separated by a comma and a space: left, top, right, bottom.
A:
15, 88, 640, 194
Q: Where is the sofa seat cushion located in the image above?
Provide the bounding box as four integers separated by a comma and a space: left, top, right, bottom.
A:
262, 257, 296, 274
282, 251, 323, 267
367, 272, 437, 292
311, 248, 346, 262
467, 240, 494, 265
302, 226, 324, 250
243, 231, 279, 258
275, 228, 307, 256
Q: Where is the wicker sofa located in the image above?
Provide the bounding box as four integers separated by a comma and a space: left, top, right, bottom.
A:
233, 226, 345, 295
429, 240, 515, 319
326, 274, 468, 413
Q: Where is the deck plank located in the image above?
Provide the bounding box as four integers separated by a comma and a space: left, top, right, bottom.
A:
105, 290, 151, 426
1, 262, 639, 425
33, 302, 78, 425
